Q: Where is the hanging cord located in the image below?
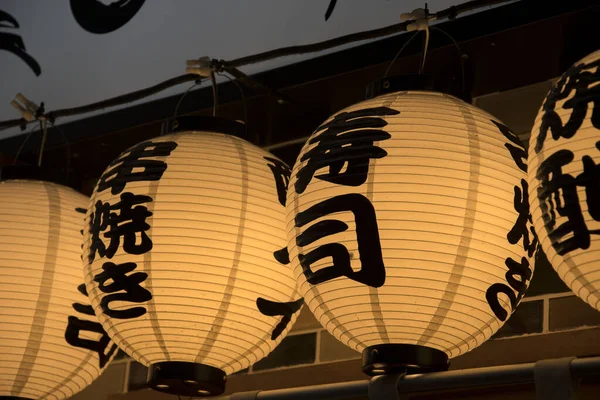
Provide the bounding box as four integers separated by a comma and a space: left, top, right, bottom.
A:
419, 27, 430, 74
217, 72, 249, 139
0, 0, 515, 132
419, 4, 431, 74
12, 124, 37, 165
51, 122, 72, 181
431, 26, 466, 96
210, 70, 218, 117
173, 81, 201, 120
37, 119, 48, 167
400, 5, 431, 75
383, 31, 420, 78
186, 57, 219, 117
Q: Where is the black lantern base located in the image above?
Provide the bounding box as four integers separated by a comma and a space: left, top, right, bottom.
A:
148, 362, 226, 397
0, 165, 69, 185
365, 73, 466, 102
0, 397, 34, 400
167, 116, 246, 138
361, 344, 449, 376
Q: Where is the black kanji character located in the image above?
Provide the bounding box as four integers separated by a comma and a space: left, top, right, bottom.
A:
97, 140, 177, 195
103, 192, 153, 256
70, 0, 145, 35
504, 256, 532, 295
66, 283, 117, 368
265, 156, 291, 207
535, 57, 600, 154
88, 192, 153, 263
577, 141, 600, 221
507, 179, 538, 258
72, 283, 95, 316
256, 297, 304, 340
486, 256, 532, 321
94, 261, 152, 319
491, 120, 527, 173
486, 283, 517, 322
0, 10, 41, 76
76, 207, 86, 258
273, 247, 290, 265
536, 150, 591, 255
65, 316, 117, 368
295, 107, 399, 194
295, 193, 385, 288
88, 200, 112, 263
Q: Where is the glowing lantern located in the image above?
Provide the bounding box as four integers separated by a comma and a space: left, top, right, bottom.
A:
528, 49, 600, 311
286, 91, 535, 374
82, 117, 301, 396
0, 179, 116, 400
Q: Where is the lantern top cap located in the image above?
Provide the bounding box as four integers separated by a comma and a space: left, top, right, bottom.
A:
0, 165, 70, 185
167, 116, 246, 138
366, 74, 465, 101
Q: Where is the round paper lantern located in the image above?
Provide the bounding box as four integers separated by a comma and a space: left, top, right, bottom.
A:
286, 91, 536, 375
528, 49, 600, 311
82, 117, 302, 397
0, 179, 116, 400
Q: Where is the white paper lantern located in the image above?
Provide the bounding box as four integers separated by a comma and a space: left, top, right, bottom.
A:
82, 118, 301, 396
287, 91, 536, 374
528, 49, 600, 311
0, 179, 116, 400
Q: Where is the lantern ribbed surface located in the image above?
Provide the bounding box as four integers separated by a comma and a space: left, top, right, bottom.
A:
83, 131, 301, 375
528, 49, 600, 311
0, 180, 115, 400
287, 91, 534, 359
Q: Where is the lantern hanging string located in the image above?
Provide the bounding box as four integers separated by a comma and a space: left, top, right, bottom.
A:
0, 0, 514, 133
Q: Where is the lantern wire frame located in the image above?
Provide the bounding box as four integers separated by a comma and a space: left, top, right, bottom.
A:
382, 25, 465, 96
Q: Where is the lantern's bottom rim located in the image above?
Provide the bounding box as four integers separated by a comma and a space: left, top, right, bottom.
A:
0, 397, 35, 400
362, 344, 450, 376
148, 361, 226, 397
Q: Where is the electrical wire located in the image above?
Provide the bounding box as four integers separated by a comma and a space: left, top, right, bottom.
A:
383, 31, 420, 78
49, 74, 199, 119
225, 0, 513, 68
431, 26, 466, 96
0, 0, 514, 132
0, 74, 199, 132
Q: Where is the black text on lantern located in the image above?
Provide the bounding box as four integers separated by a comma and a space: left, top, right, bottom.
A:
90, 140, 177, 319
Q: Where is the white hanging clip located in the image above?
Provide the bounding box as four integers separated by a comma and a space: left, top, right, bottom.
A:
11, 93, 40, 122
185, 56, 214, 77
401, 7, 430, 32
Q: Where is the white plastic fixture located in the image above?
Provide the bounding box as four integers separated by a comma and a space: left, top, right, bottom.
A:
528, 49, 600, 311
0, 180, 116, 400
286, 91, 535, 373
82, 120, 301, 396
